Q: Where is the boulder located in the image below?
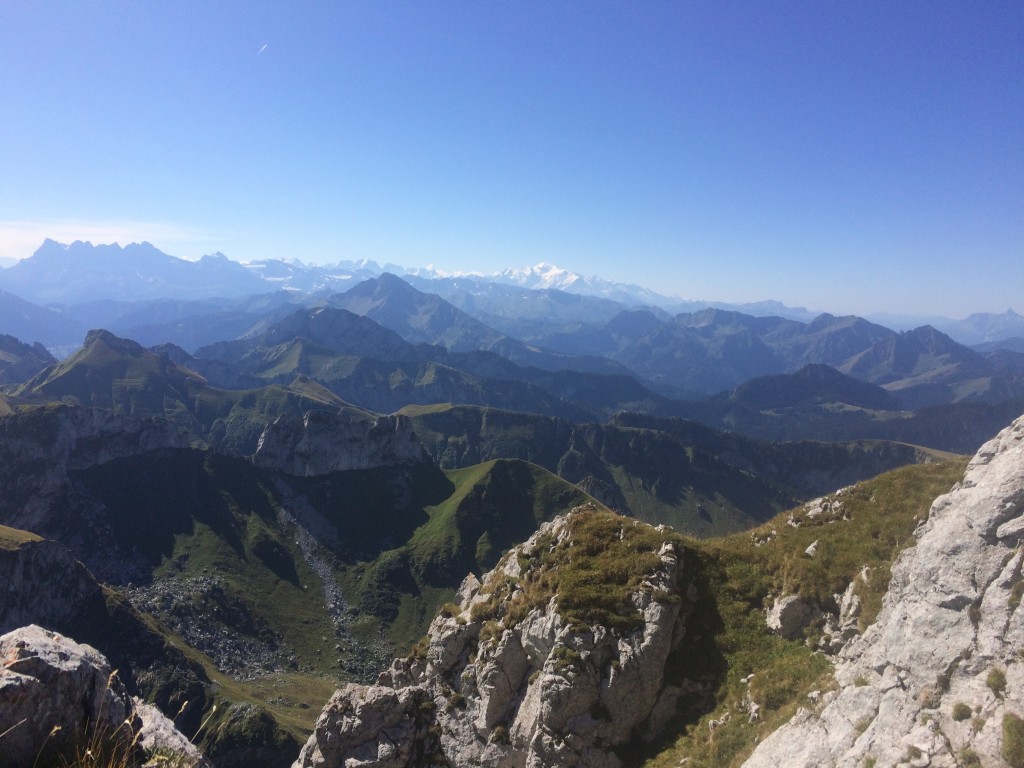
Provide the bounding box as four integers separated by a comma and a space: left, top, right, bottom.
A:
0, 624, 207, 768
765, 595, 820, 641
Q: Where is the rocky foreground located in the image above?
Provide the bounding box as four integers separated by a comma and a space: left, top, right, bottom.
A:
744, 413, 1024, 767
2, 413, 1024, 767
0, 624, 210, 768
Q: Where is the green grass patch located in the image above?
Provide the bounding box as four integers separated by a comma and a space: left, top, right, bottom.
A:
952, 702, 972, 721
988, 667, 1007, 696
472, 506, 680, 634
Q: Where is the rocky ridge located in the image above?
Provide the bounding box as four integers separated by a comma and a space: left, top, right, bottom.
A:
294, 505, 695, 768
0, 532, 108, 636
743, 413, 1024, 768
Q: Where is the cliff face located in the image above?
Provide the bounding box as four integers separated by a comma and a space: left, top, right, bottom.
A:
294, 506, 694, 768
0, 535, 107, 635
253, 409, 428, 475
0, 404, 189, 533
744, 414, 1024, 768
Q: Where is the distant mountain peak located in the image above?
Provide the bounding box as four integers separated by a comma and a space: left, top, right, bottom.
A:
82, 328, 147, 354
496, 262, 583, 290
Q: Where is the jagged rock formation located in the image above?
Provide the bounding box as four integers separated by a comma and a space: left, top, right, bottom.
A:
134, 697, 213, 767
743, 413, 1024, 768
253, 409, 428, 475
294, 506, 694, 768
0, 624, 208, 768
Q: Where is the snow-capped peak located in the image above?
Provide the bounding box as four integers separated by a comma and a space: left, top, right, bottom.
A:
495, 262, 583, 290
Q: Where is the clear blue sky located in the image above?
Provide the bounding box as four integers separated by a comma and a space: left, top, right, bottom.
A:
1, 1, 1021, 317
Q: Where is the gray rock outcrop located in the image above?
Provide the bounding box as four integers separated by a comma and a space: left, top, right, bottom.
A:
743, 412, 1024, 768
134, 698, 214, 767
765, 594, 820, 641
294, 506, 695, 768
253, 409, 428, 475
0, 624, 208, 768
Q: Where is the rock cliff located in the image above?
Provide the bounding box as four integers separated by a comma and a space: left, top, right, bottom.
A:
743, 413, 1024, 768
0, 404, 189, 533
294, 505, 694, 768
0, 532, 108, 635
253, 409, 428, 475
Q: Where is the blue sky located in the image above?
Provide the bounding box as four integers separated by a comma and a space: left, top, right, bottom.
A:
1, 2, 1021, 317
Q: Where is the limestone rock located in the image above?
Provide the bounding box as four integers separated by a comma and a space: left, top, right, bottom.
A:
253, 409, 428, 475
0, 625, 208, 768
743, 412, 1024, 768
766, 595, 820, 641
294, 685, 425, 768
134, 698, 214, 767
294, 506, 695, 768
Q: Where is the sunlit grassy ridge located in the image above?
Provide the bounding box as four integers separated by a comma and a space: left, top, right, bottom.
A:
11, 330, 356, 454
470, 507, 683, 634
0, 523, 42, 550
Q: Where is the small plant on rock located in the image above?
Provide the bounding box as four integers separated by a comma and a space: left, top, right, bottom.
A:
987, 667, 1007, 696
952, 702, 972, 722
1004, 712, 1024, 768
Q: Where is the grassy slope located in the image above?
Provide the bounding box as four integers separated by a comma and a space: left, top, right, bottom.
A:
627, 457, 969, 768
0, 523, 42, 549
405, 404, 939, 538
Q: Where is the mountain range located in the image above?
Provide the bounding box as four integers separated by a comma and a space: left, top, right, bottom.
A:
2, 240, 1023, 458
3, 239, 1023, 347
6, 237, 1024, 767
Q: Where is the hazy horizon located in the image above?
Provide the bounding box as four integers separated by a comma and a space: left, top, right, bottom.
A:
2, 3, 1021, 317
